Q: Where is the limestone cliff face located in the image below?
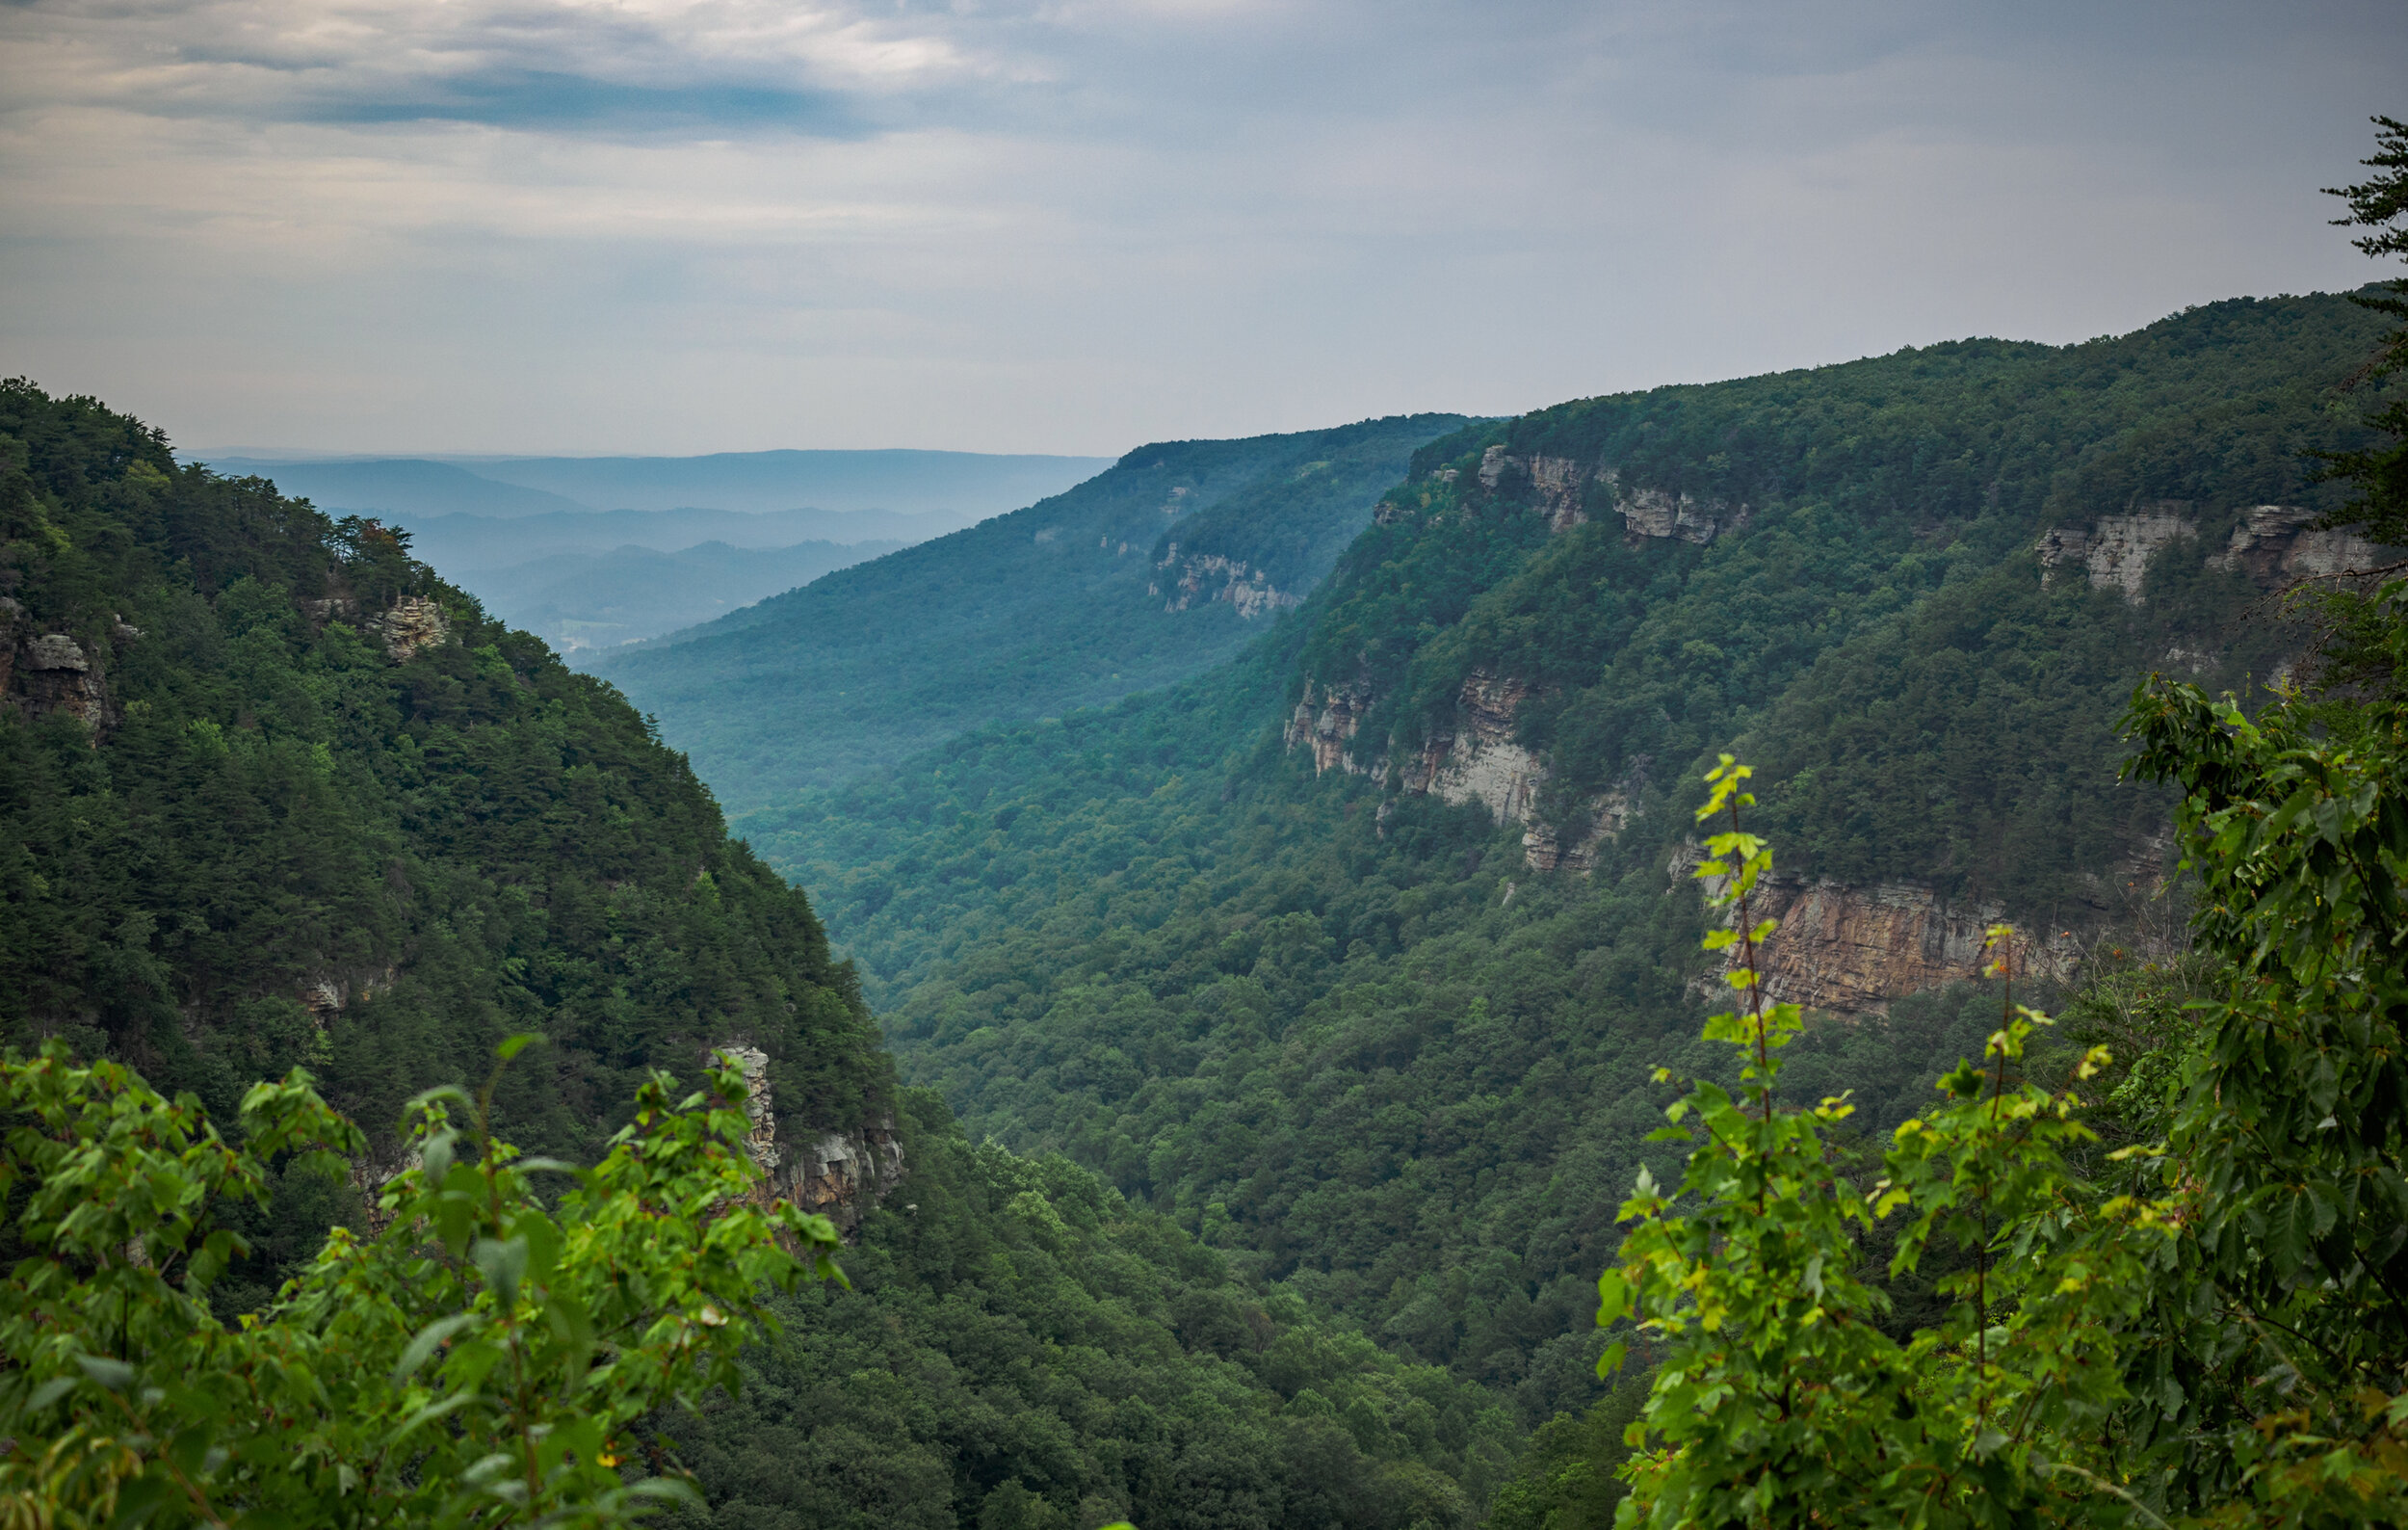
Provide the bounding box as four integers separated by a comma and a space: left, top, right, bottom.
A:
1673, 847, 2078, 1015
1391, 670, 1629, 873
1607, 472, 1744, 546
2213, 504, 2385, 584
2038, 502, 2389, 601
2037, 504, 2199, 600
1455, 447, 1744, 544
1153, 545, 1303, 619
2, 596, 124, 737
1284, 679, 1375, 776
715, 1044, 903, 1238
1405, 670, 1544, 821
370, 596, 451, 661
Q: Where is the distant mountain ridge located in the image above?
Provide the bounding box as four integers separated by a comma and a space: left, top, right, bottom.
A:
199, 448, 1113, 520
725, 292, 2395, 1444
592, 413, 1473, 806
479, 538, 905, 651
196, 452, 1111, 661
399, 505, 956, 567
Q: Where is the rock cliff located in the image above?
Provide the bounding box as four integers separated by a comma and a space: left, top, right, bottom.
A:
1674, 847, 2079, 1015
1284, 679, 1374, 776
2038, 502, 2390, 601
1455, 447, 1744, 544
370, 595, 451, 661
3, 597, 122, 736
1388, 669, 1629, 873
715, 1044, 903, 1238
1153, 546, 1303, 619
2213, 504, 2387, 584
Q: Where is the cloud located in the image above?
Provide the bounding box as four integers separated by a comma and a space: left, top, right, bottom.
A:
1, 0, 2401, 454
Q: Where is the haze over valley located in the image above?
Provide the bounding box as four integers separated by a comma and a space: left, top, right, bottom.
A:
6, 5, 2408, 1528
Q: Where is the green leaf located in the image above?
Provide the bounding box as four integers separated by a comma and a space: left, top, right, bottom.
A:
629, 1477, 703, 1505
76, 1354, 136, 1392
26, 1377, 75, 1411
496, 1032, 546, 1062
107, 1473, 174, 1529
1596, 1268, 1630, 1326
473, 1235, 530, 1307
392, 1313, 478, 1382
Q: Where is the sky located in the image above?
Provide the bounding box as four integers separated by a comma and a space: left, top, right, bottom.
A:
2, 0, 2403, 456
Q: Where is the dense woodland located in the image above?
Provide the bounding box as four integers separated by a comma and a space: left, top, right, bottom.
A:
732, 293, 2387, 1425
4, 120, 2406, 1529
593, 414, 1466, 807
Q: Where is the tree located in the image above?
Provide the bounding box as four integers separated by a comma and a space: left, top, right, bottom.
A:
0, 1042, 844, 1527
1595, 759, 2160, 1527
2321, 114, 2408, 545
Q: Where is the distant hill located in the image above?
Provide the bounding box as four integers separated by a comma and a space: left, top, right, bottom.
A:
397, 505, 957, 568
200, 448, 1114, 520
591, 414, 1474, 807
732, 292, 2395, 1434
200, 457, 591, 519
456, 448, 1116, 516
471, 538, 904, 651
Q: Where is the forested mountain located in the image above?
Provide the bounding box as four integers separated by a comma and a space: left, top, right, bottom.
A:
205, 449, 1112, 520
463, 538, 905, 652
0, 380, 888, 1262
592, 413, 1470, 806
732, 291, 2395, 1447
0, 380, 1516, 1529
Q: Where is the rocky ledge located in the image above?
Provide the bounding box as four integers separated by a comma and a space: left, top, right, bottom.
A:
1674, 847, 2079, 1016
715, 1044, 904, 1239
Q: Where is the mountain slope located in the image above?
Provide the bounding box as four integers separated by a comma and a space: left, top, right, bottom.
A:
2, 380, 1520, 1530
593, 413, 1469, 806
209, 449, 1112, 520
462, 538, 905, 651
0, 383, 894, 1187
730, 292, 2395, 1421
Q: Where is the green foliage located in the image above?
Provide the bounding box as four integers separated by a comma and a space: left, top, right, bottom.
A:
1480, 1384, 1645, 1530
1308, 295, 2384, 881
0, 1042, 842, 1527
663, 1091, 1515, 1530
2116, 592, 2408, 1523
0, 379, 890, 1294
596, 415, 1467, 808
2319, 115, 2408, 544
1595, 762, 2160, 1525
1590, 594, 2408, 1525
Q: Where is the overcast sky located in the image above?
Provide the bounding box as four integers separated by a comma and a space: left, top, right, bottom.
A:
2, 0, 2402, 456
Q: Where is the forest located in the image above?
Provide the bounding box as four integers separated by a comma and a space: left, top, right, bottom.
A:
1, 118, 2404, 1530
591, 413, 1468, 807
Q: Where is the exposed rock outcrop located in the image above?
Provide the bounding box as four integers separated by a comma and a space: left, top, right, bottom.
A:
1675, 848, 2077, 1015
5, 608, 118, 736
301, 965, 397, 1022
2084, 506, 2198, 600
1286, 680, 1374, 776
1522, 792, 1629, 874
1407, 670, 1544, 821
1442, 448, 1748, 544
712, 1043, 904, 1238
369, 596, 450, 661
2039, 502, 2389, 602
2214, 504, 2387, 584
1606, 470, 1745, 545
1390, 669, 1631, 872
1155, 546, 1303, 619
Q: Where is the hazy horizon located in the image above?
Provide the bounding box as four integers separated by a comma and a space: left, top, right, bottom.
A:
6, 1, 2403, 457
